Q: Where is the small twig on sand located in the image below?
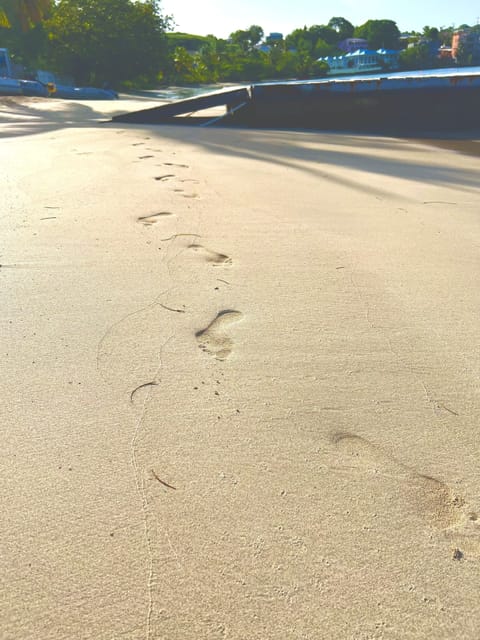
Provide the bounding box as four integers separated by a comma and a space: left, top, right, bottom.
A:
439, 404, 459, 416
159, 303, 185, 313
151, 469, 176, 490
130, 381, 158, 403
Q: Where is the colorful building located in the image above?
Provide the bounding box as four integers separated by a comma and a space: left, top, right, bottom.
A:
337, 38, 369, 53
319, 49, 400, 76
438, 45, 453, 61
452, 29, 480, 64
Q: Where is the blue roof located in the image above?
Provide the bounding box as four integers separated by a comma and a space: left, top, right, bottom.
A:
255, 65, 480, 88
345, 49, 378, 57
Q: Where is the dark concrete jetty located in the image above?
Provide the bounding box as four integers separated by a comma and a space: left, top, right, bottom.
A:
112, 87, 250, 124
111, 67, 480, 131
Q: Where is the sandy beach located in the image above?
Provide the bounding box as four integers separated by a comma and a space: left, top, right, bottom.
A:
2, 96, 480, 639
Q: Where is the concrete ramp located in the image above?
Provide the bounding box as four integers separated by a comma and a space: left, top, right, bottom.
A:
112, 86, 250, 124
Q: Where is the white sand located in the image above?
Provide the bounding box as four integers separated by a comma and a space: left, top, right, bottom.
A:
2, 97, 480, 639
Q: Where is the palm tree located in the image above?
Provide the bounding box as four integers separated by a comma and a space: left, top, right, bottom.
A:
0, 0, 51, 30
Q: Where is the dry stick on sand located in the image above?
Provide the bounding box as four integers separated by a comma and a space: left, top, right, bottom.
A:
439, 404, 459, 416
151, 470, 176, 490
130, 381, 158, 403
159, 303, 185, 314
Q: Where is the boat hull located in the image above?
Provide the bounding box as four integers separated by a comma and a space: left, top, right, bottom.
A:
53, 85, 118, 100
0, 77, 22, 95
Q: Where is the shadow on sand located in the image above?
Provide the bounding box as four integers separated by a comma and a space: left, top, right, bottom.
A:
105, 115, 480, 197
2, 94, 480, 197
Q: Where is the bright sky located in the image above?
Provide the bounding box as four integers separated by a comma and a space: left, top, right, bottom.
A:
160, 0, 478, 38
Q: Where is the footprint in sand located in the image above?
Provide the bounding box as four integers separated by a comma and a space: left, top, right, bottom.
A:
188, 244, 232, 266
331, 432, 465, 530
137, 212, 173, 226
171, 188, 198, 199
163, 162, 189, 168
196, 310, 243, 360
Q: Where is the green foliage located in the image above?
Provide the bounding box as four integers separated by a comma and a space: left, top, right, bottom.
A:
454, 41, 471, 66
307, 24, 337, 46
229, 25, 263, 53
285, 25, 337, 57
433, 27, 453, 47
0, 20, 49, 68
328, 17, 354, 40
0, 0, 51, 30
0, 1, 52, 70
422, 25, 439, 41
166, 32, 208, 52
354, 19, 400, 49
455, 34, 480, 66
44, 0, 170, 86
399, 43, 439, 70
3, 6, 478, 89
171, 46, 207, 83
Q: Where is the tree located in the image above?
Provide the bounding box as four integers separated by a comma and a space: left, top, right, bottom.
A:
44, 0, 170, 86
197, 36, 221, 82
455, 32, 480, 67
399, 43, 438, 70
308, 24, 338, 46
170, 46, 210, 83
438, 27, 454, 46
285, 25, 337, 56
0, 0, 51, 30
166, 32, 208, 52
0, 1, 52, 71
422, 25, 439, 41
354, 19, 400, 50
328, 17, 354, 41
229, 25, 264, 53
247, 25, 263, 48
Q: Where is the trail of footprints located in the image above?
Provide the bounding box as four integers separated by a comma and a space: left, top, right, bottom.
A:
114, 138, 247, 634
133, 141, 242, 359
332, 432, 480, 557
125, 139, 479, 631
133, 139, 477, 555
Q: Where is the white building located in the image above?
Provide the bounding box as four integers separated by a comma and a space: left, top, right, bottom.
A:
319, 49, 399, 76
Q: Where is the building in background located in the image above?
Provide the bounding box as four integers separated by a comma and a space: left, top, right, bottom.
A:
319, 49, 399, 76
337, 38, 369, 54
452, 29, 480, 64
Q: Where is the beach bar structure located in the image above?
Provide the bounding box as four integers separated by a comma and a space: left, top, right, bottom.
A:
112, 67, 480, 132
